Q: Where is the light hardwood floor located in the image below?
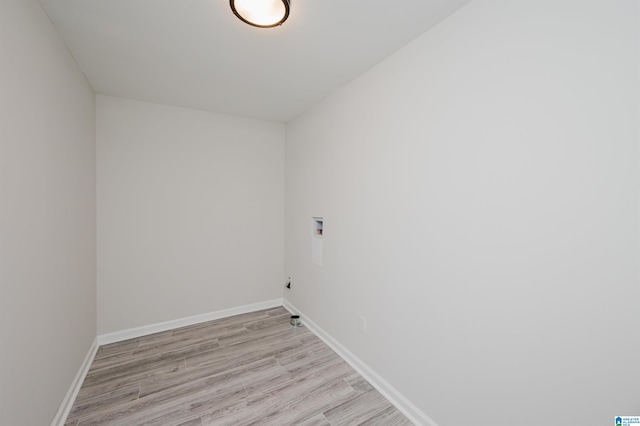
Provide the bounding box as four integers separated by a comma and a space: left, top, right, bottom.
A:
65, 307, 413, 426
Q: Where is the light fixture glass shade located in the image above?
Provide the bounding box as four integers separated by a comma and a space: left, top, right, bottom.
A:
230, 0, 290, 28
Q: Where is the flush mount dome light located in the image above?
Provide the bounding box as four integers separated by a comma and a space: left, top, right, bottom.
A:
230, 0, 290, 28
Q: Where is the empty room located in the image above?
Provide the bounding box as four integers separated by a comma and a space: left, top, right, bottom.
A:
1, 0, 638, 425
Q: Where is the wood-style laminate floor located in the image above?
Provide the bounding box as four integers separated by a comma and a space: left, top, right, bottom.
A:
65, 307, 413, 426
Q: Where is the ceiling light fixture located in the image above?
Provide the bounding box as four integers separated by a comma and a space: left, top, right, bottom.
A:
230, 0, 290, 28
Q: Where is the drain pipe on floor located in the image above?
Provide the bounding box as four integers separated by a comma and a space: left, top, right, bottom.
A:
290, 315, 301, 327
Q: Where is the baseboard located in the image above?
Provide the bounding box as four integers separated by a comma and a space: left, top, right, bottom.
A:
97, 298, 284, 345
51, 337, 99, 426
283, 299, 438, 426
56, 298, 429, 425
54, 299, 284, 425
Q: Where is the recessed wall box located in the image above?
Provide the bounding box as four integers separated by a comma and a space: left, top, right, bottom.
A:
312, 217, 323, 237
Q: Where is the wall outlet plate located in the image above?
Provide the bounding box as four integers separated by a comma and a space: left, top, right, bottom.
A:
358, 316, 367, 335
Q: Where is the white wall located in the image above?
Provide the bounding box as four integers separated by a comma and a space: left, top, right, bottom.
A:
285, 1, 639, 425
0, 0, 97, 424
97, 96, 285, 334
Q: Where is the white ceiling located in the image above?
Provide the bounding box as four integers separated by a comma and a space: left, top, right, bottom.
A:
40, 0, 470, 122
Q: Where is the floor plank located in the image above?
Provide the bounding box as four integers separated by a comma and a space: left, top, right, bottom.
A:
67, 307, 413, 425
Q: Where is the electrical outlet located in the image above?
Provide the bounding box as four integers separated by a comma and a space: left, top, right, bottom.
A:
358, 316, 367, 335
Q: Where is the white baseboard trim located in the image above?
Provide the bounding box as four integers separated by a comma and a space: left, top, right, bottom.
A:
283, 299, 438, 426
56, 299, 430, 425
51, 337, 99, 426
54, 299, 284, 425
97, 298, 284, 346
